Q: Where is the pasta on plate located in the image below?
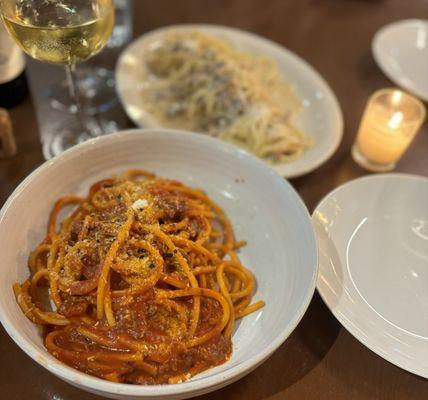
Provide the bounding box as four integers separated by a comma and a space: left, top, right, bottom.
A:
141, 31, 312, 164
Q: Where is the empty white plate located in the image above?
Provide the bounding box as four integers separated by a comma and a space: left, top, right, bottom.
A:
116, 24, 343, 178
372, 19, 428, 101
313, 174, 428, 378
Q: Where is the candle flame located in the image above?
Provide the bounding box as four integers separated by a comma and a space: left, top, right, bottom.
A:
391, 90, 402, 106
388, 111, 404, 129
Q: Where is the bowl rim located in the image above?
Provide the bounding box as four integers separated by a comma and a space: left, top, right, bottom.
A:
0, 128, 318, 397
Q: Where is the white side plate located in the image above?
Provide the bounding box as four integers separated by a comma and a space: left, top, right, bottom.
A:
373, 19, 428, 101
314, 174, 428, 378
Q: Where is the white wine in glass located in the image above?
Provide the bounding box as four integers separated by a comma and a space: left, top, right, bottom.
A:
0, 0, 115, 156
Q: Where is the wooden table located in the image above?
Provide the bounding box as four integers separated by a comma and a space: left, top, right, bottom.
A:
1, 0, 427, 399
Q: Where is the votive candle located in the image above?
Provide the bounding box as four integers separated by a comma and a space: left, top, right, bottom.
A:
352, 89, 426, 171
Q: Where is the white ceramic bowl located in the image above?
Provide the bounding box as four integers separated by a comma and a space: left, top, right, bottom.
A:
116, 24, 343, 178
314, 174, 428, 378
0, 129, 317, 399
372, 19, 428, 101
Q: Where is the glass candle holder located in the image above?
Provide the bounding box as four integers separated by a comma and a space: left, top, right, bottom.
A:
352, 88, 426, 172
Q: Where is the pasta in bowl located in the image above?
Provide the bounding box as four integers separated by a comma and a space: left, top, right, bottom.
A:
15, 169, 264, 385
0, 129, 317, 399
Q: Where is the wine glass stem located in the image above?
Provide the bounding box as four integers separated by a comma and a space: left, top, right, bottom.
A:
65, 64, 96, 138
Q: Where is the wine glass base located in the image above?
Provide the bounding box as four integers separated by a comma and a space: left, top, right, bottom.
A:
41, 106, 130, 160
42, 119, 98, 159
351, 143, 396, 172
46, 67, 117, 115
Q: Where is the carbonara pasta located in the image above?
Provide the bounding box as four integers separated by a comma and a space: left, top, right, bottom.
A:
141, 30, 312, 164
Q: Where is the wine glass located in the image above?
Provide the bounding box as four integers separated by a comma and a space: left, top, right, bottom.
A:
0, 0, 115, 156
48, 0, 133, 116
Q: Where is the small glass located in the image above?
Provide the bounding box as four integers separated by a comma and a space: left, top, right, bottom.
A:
352, 88, 426, 172
106, 0, 133, 49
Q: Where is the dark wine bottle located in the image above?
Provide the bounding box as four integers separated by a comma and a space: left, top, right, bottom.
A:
0, 19, 27, 108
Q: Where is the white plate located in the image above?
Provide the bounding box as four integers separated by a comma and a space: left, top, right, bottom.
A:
372, 19, 428, 101
115, 24, 343, 178
313, 174, 428, 378
0, 129, 317, 399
